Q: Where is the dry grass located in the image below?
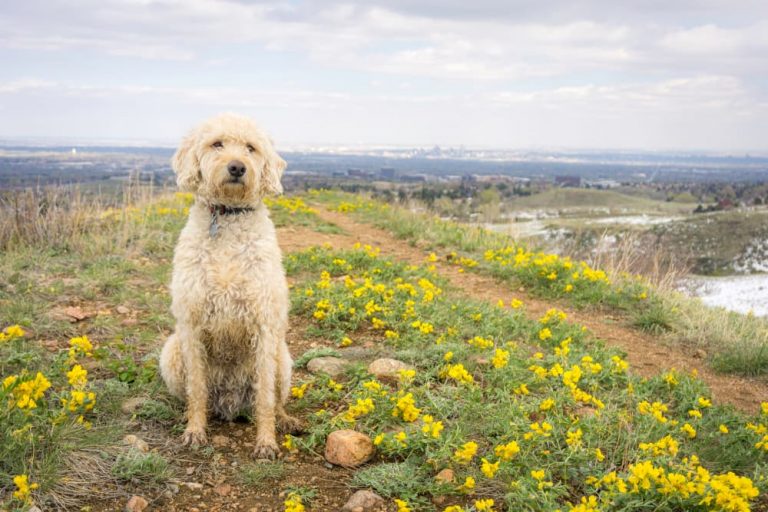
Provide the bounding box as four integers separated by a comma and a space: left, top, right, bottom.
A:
586, 230, 690, 291
665, 292, 768, 375
0, 179, 165, 253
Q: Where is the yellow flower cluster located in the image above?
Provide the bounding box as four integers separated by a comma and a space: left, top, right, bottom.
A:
3, 372, 51, 410
392, 392, 421, 422
344, 398, 375, 422
441, 363, 474, 385
283, 492, 305, 512
454, 441, 479, 464
264, 195, 317, 215
421, 415, 444, 438
0, 324, 25, 342
12, 474, 38, 503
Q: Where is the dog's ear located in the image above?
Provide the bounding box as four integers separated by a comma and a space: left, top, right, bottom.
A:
261, 143, 286, 196
172, 131, 202, 192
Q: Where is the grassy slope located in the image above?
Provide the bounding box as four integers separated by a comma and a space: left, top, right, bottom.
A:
309, 190, 768, 377
1, 189, 767, 512
505, 189, 686, 214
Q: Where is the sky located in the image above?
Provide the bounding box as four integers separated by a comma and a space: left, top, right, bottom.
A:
1, 0, 767, 151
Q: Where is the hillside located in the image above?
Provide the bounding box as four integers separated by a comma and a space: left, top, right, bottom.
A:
1, 190, 767, 511
504, 189, 685, 214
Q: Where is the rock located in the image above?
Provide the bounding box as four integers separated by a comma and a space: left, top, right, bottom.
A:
42, 340, 59, 352
182, 482, 204, 490
28, 507, 42, 512
123, 434, 149, 452
213, 483, 232, 496
435, 468, 455, 484
211, 435, 231, 448
432, 495, 446, 505
325, 430, 374, 467
125, 495, 149, 512
116, 305, 131, 315
342, 489, 385, 512
307, 356, 348, 377
367, 358, 413, 383
121, 397, 147, 415
575, 406, 598, 418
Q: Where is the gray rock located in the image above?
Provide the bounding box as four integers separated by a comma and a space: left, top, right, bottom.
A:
306, 356, 348, 377
367, 358, 413, 383
342, 489, 385, 512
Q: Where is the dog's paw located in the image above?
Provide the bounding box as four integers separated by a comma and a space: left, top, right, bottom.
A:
252, 438, 280, 460
181, 428, 208, 447
277, 414, 305, 435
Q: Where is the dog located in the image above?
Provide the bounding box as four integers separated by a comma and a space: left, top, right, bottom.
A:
159, 113, 298, 459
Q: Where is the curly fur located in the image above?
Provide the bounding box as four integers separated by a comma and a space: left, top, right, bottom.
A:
159, 113, 296, 458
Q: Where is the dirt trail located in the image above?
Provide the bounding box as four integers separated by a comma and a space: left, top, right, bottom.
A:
278, 207, 768, 414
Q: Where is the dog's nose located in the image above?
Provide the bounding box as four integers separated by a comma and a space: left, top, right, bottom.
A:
227, 160, 246, 178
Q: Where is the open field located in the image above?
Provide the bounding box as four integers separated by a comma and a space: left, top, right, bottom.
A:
1, 188, 767, 511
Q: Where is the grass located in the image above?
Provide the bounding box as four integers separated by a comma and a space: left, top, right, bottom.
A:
238, 461, 287, 486
2, 184, 768, 511
111, 451, 172, 484
285, 243, 767, 511
264, 195, 344, 234
504, 188, 686, 213
309, 189, 768, 378
0, 186, 352, 510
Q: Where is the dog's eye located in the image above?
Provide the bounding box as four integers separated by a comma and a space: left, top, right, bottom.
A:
246, 144, 256, 153
212, 141, 223, 149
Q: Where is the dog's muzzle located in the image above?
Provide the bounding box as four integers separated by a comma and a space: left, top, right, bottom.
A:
227, 160, 246, 179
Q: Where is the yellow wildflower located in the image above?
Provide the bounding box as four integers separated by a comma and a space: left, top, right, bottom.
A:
12, 474, 38, 502
481, 458, 500, 478
495, 440, 520, 460
474, 498, 495, 511
453, 441, 478, 464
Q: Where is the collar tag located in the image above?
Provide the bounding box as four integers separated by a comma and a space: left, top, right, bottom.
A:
209, 210, 219, 238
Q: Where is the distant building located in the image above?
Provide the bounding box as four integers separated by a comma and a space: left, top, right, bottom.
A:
401, 174, 427, 182
346, 168, 374, 178
585, 179, 620, 189
555, 175, 581, 187
379, 167, 396, 180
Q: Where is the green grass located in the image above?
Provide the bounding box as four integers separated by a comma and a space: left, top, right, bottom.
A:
285, 243, 767, 511
505, 188, 685, 213
111, 451, 172, 484
238, 461, 287, 487
308, 189, 768, 377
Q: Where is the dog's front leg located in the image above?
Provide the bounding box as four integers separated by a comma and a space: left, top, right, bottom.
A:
251, 329, 280, 459
181, 327, 208, 447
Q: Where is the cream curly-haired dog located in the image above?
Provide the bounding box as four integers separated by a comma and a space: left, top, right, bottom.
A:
159, 113, 298, 459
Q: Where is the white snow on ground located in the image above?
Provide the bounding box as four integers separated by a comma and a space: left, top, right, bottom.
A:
592, 215, 682, 226
684, 274, 768, 316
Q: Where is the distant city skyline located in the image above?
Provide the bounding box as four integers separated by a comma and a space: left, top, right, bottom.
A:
1, 1, 767, 151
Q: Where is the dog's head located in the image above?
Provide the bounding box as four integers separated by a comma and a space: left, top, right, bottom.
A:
172, 113, 286, 205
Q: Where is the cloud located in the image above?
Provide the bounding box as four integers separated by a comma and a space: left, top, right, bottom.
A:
0, 0, 767, 149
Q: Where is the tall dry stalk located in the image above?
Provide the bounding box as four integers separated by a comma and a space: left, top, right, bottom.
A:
0, 178, 163, 252
586, 230, 690, 290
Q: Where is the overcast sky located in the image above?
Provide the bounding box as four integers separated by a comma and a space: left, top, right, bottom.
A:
1, 0, 767, 151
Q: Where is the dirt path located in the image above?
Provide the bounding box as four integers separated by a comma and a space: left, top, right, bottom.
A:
278, 207, 768, 414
